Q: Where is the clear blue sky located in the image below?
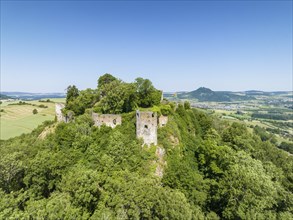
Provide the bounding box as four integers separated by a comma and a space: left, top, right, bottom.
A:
1, 0, 292, 92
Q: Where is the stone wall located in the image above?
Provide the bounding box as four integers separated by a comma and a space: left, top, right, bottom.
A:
56, 105, 168, 147
159, 115, 168, 127
155, 147, 166, 178
55, 103, 66, 122
55, 103, 74, 123
136, 110, 157, 146
92, 113, 122, 128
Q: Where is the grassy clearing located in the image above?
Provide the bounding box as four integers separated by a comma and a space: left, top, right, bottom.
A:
0, 100, 19, 107
0, 99, 64, 140
45, 98, 66, 103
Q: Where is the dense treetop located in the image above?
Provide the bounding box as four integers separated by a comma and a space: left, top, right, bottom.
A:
63, 74, 162, 115
1, 74, 292, 219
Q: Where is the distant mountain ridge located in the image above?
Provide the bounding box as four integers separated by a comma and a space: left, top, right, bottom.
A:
0, 94, 14, 100
177, 87, 254, 102
244, 90, 291, 96
1, 92, 66, 100
163, 87, 292, 102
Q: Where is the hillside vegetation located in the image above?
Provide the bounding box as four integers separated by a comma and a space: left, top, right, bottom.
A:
0, 74, 292, 219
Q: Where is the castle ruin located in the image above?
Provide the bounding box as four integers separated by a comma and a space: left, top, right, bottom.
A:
92, 113, 122, 128
55, 105, 169, 146
136, 110, 158, 146
55, 103, 66, 122
55, 103, 73, 123
159, 115, 168, 127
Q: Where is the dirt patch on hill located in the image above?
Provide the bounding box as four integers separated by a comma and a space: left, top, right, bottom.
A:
38, 124, 56, 140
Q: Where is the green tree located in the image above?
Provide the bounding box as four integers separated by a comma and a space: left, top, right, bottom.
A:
97, 73, 118, 91
66, 85, 79, 105
279, 141, 293, 154
59, 166, 101, 215
32, 109, 38, 114
184, 101, 191, 110
97, 81, 137, 113
163, 152, 208, 207
135, 77, 161, 107
66, 88, 99, 115
0, 189, 28, 219
25, 192, 83, 219
91, 170, 193, 220
23, 150, 71, 199
0, 152, 25, 193
97, 80, 126, 113
215, 152, 280, 219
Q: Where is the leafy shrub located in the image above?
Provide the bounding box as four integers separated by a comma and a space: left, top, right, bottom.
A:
32, 109, 38, 114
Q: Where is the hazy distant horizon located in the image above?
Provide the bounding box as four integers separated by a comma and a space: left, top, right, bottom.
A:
1, 76, 293, 94
2, 86, 293, 95
1, 1, 292, 92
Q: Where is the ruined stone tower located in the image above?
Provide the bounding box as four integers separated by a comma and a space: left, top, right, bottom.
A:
136, 110, 157, 146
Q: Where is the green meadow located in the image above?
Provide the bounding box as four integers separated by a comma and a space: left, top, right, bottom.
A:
0, 98, 65, 140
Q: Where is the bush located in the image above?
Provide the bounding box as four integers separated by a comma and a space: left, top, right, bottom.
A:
160, 104, 172, 116
32, 109, 38, 114
279, 142, 293, 154
38, 104, 48, 108
184, 101, 191, 110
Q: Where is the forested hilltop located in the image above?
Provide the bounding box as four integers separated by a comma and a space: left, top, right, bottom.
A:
1, 74, 292, 219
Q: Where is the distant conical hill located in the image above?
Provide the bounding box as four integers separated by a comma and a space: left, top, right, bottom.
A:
178, 87, 254, 102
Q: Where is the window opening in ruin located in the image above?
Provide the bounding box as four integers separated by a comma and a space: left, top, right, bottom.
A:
144, 125, 148, 129
113, 119, 116, 125
152, 113, 155, 117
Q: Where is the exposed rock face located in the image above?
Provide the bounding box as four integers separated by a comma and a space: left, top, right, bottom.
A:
55, 103, 66, 122
136, 110, 157, 146
55, 103, 73, 123
159, 115, 168, 127
38, 124, 56, 140
170, 135, 179, 147
92, 113, 122, 128
155, 147, 166, 178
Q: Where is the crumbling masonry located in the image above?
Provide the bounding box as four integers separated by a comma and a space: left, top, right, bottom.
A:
55, 103, 66, 122
55, 105, 168, 146
159, 115, 168, 128
91, 113, 122, 128
136, 110, 158, 146
55, 103, 73, 123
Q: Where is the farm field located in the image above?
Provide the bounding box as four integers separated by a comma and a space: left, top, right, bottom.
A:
209, 109, 292, 143
200, 105, 293, 143
0, 98, 65, 140
167, 90, 293, 144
